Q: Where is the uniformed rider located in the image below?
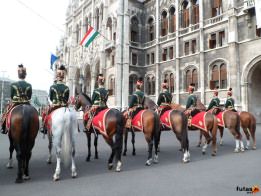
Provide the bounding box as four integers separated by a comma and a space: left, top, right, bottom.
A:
157, 79, 172, 116
206, 86, 220, 111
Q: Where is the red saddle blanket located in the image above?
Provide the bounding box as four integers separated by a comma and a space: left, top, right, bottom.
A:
92, 108, 111, 138
215, 111, 226, 127
160, 110, 173, 130
132, 110, 146, 132
6, 107, 18, 131
191, 111, 207, 132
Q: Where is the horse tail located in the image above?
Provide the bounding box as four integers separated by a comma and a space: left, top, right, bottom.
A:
211, 114, 218, 139
236, 113, 241, 138
61, 109, 73, 168
153, 111, 160, 153
114, 110, 124, 162
249, 113, 256, 145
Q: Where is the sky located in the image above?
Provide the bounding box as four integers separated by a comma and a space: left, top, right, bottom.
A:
0, 0, 69, 92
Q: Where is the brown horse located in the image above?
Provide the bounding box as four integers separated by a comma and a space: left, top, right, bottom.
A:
170, 103, 218, 156
6, 104, 39, 183
75, 92, 124, 172
219, 111, 256, 150
122, 106, 161, 166
197, 106, 243, 152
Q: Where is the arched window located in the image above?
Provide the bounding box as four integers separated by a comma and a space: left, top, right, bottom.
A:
161, 11, 168, 36
151, 76, 155, 95
184, 67, 198, 91
170, 73, 175, 93
146, 77, 151, 95
148, 17, 154, 41
129, 75, 137, 95
130, 17, 139, 42
96, 9, 100, 30
106, 18, 113, 40
181, 0, 189, 28
209, 62, 227, 89
192, 0, 199, 24
212, 0, 222, 17
169, 7, 176, 33
108, 76, 115, 96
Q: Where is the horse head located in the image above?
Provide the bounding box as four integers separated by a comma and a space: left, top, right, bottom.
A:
75, 92, 92, 112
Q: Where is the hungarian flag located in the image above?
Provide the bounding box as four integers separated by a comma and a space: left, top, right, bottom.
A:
80, 26, 99, 47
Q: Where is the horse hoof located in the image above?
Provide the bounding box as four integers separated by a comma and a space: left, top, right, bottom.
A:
47, 160, 52, 164
108, 163, 113, 170
211, 153, 216, 156
252, 146, 257, 150
145, 159, 152, 166
6, 164, 13, 169
132, 152, 136, 156
182, 159, 190, 163
72, 171, 77, 178
23, 175, 30, 180
123, 152, 127, 156
53, 175, 60, 181
197, 144, 201, 147
15, 178, 23, 183
94, 155, 99, 159
86, 157, 91, 162
202, 151, 206, 155
115, 161, 122, 172
240, 148, 245, 152
245, 146, 249, 150
153, 155, 159, 164
234, 148, 240, 153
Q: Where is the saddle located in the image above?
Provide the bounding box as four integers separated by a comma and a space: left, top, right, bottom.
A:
184, 108, 200, 127
124, 107, 143, 129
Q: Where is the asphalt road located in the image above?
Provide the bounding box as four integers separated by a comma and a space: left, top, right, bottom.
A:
0, 123, 260, 196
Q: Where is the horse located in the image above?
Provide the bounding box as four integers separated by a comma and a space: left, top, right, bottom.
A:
75, 92, 124, 172
6, 104, 39, 183
170, 103, 218, 156
197, 105, 244, 152
123, 97, 190, 163
122, 105, 161, 166
44, 106, 78, 181
218, 111, 256, 150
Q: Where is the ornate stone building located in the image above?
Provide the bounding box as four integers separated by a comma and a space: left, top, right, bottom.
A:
61, 0, 261, 123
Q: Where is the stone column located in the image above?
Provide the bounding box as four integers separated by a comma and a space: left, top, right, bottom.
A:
175, 0, 180, 103
199, 0, 205, 104
155, 0, 160, 99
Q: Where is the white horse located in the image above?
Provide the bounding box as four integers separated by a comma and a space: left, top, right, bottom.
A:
47, 107, 78, 181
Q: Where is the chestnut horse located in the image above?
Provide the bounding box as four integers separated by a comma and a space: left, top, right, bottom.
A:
75, 92, 124, 172
6, 104, 39, 183
197, 106, 244, 152
122, 107, 161, 166
123, 97, 190, 163
219, 111, 256, 150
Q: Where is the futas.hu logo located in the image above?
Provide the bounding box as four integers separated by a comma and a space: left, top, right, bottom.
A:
236, 185, 260, 194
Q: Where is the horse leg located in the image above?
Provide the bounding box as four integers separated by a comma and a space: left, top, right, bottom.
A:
210, 126, 217, 156
15, 145, 23, 183
106, 138, 115, 170
114, 122, 123, 172
242, 127, 250, 150
197, 131, 203, 147
47, 133, 52, 164
219, 127, 224, 146
53, 141, 62, 181
6, 135, 14, 169
250, 122, 256, 150
131, 129, 136, 156
201, 130, 212, 155
94, 134, 99, 159
228, 127, 243, 153
145, 135, 153, 166
86, 131, 91, 162
71, 146, 77, 178
123, 128, 128, 156
23, 150, 32, 180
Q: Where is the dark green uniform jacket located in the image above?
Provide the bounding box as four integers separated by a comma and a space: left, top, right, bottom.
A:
129, 90, 145, 108
11, 80, 32, 103
186, 94, 197, 109
157, 89, 172, 106
92, 86, 109, 107
207, 97, 220, 111
224, 97, 235, 109
49, 81, 69, 106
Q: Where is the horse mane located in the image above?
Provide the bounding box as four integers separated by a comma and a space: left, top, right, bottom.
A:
80, 92, 92, 105
144, 97, 157, 110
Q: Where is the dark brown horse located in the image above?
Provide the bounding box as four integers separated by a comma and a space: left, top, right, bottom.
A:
6, 104, 39, 183
75, 92, 124, 171
219, 111, 256, 150
170, 103, 218, 156
197, 106, 243, 152
122, 106, 161, 166
123, 97, 190, 163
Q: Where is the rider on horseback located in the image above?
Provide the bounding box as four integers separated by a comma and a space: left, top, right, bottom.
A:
41, 65, 69, 134
1, 64, 32, 134
224, 88, 236, 111
206, 86, 220, 112
85, 74, 109, 131
157, 79, 172, 117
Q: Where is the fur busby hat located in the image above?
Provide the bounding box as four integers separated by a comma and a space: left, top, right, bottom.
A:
214, 86, 219, 96
227, 87, 232, 96
136, 77, 143, 87
161, 79, 169, 89
188, 83, 195, 92
56, 65, 66, 81
97, 73, 105, 84
17, 64, 27, 79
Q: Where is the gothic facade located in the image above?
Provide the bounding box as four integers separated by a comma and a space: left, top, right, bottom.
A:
61, 0, 261, 123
